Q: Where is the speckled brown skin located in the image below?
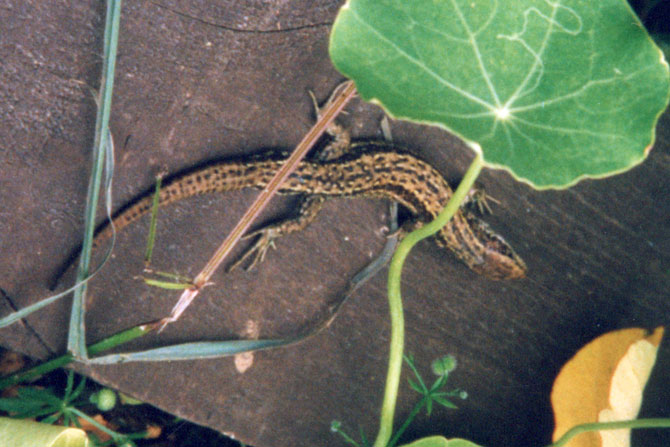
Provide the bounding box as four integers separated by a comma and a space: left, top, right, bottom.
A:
95, 140, 526, 280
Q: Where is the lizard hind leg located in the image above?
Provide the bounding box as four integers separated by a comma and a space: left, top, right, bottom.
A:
227, 195, 326, 272
229, 84, 357, 272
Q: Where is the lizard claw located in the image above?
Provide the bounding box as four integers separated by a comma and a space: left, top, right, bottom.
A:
465, 184, 498, 215
228, 228, 281, 272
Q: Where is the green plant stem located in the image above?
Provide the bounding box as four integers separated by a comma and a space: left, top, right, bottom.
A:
549, 418, 670, 447
0, 325, 151, 390
372, 152, 483, 447
71, 406, 149, 442
69, 407, 121, 439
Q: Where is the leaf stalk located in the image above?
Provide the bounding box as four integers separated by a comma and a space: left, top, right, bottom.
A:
373, 153, 483, 447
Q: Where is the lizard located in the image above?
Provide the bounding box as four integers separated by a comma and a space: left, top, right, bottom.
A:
83, 116, 527, 281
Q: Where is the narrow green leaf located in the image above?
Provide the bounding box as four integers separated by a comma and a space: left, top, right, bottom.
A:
359, 426, 370, 447
118, 393, 143, 406
64, 370, 75, 399
404, 355, 427, 392
0, 288, 75, 329
143, 270, 193, 282
408, 378, 425, 395
432, 395, 458, 409
17, 387, 62, 407
17, 408, 63, 422
428, 375, 448, 393
17, 410, 58, 423
142, 278, 194, 290
330, 0, 670, 188
86, 338, 293, 363
40, 412, 63, 425
0, 325, 150, 390
69, 376, 87, 401
0, 397, 44, 415
144, 174, 163, 263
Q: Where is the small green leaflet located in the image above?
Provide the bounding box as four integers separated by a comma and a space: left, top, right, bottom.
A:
329, 0, 670, 188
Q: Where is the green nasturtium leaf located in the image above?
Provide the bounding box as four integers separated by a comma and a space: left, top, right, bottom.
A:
329, 0, 670, 188
398, 436, 483, 447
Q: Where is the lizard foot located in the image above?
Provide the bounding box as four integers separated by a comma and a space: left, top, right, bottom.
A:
465, 184, 498, 215
227, 227, 281, 272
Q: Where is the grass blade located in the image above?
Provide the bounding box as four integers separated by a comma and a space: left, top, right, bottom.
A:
68, 0, 122, 359
144, 174, 163, 263
88, 338, 293, 363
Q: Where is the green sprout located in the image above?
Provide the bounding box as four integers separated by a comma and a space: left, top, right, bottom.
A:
332, 355, 466, 447
0, 370, 146, 446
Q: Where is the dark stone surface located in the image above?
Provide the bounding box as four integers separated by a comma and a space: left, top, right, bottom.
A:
1, 2, 669, 446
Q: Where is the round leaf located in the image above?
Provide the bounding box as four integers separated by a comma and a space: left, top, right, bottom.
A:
398, 436, 483, 447
0, 417, 89, 447
329, 0, 670, 188
551, 327, 664, 447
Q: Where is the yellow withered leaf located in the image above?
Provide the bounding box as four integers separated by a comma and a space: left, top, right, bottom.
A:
551, 327, 664, 447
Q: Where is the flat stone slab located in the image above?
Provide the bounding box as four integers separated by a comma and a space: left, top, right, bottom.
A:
1, 2, 669, 447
